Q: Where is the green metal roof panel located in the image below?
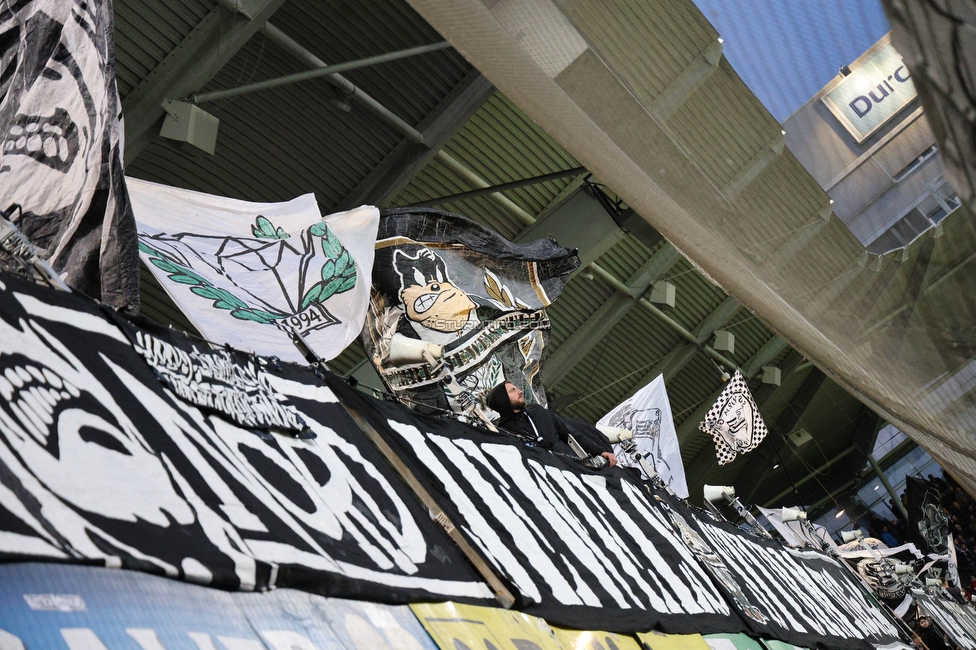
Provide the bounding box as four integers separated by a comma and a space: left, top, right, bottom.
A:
115, 0, 212, 97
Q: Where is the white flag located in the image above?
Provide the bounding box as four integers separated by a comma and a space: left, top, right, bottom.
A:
947, 533, 961, 588
757, 506, 838, 551
700, 370, 768, 465
130, 178, 379, 364
598, 374, 688, 498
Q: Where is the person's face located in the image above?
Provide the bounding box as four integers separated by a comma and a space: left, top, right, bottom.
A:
505, 382, 525, 410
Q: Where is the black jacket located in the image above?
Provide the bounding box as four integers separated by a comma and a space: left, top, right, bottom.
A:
497, 404, 611, 458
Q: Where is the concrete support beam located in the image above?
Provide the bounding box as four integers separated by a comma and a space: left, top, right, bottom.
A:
335, 70, 495, 210
722, 130, 787, 201
759, 217, 830, 272
123, 0, 287, 163
650, 39, 723, 118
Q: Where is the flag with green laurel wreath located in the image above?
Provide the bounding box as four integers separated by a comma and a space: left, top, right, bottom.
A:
129, 178, 378, 363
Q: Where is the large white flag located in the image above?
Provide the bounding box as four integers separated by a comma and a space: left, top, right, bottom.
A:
130, 178, 379, 364
598, 374, 688, 498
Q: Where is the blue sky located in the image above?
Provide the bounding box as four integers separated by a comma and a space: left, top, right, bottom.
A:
692, 0, 892, 122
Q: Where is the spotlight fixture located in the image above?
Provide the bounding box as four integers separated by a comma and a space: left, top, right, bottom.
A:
781, 507, 808, 523
703, 485, 735, 503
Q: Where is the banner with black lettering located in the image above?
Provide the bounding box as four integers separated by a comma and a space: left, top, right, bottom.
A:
327, 375, 742, 635
0, 271, 490, 604
0, 0, 139, 309
688, 514, 904, 649
362, 207, 578, 415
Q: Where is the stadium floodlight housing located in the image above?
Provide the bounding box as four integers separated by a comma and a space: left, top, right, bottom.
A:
703, 485, 735, 503
781, 507, 808, 523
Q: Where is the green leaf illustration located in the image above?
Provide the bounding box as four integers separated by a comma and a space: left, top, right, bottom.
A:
140, 238, 284, 325
252, 215, 289, 240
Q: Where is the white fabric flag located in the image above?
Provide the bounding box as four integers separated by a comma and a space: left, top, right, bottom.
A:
130, 178, 379, 363
598, 374, 688, 498
757, 506, 838, 551
948, 533, 961, 588
700, 370, 768, 465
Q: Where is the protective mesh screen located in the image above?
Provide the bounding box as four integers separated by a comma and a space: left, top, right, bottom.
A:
407, 0, 976, 495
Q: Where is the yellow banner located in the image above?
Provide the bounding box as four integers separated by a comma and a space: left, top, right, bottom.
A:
637, 631, 711, 650
411, 602, 561, 650
551, 626, 643, 650
702, 634, 765, 650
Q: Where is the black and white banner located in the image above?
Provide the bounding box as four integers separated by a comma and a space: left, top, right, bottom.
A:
914, 591, 976, 650
689, 515, 903, 649
124, 321, 308, 433
699, 371, 768, 465
0, 0, 139, 309
328, 376, 741, 635
757, 506, 838, 552
131, 178, 379, 364
0, 272, 911, 645
0, 272, 490, 603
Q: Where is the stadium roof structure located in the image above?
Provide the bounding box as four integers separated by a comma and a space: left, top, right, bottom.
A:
117, 0, 976, 511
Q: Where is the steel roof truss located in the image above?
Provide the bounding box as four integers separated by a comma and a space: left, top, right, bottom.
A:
122, 0, 287, 163
336, 70, 495, 210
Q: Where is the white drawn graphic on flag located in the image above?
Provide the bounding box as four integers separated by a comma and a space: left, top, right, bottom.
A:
129, 178, 378, 363
0, 0, 140, 308
699, 371, 768, 465
598, 374, 688, 498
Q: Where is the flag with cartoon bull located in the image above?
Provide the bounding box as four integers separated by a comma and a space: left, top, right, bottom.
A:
363, 207, 579, 416
130, 178, 379, 364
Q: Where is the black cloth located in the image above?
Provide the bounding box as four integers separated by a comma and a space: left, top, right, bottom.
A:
497, 404, 611, 458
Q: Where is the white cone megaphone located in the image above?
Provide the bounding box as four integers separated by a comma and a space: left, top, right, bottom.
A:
894, 564, 913, 575
596, 425, 633, 444
925, 578, 942, 587
703, 485, 735, 503
388, 333, 442, 366
840, 529, 863, 543
781, 507, 808, 523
